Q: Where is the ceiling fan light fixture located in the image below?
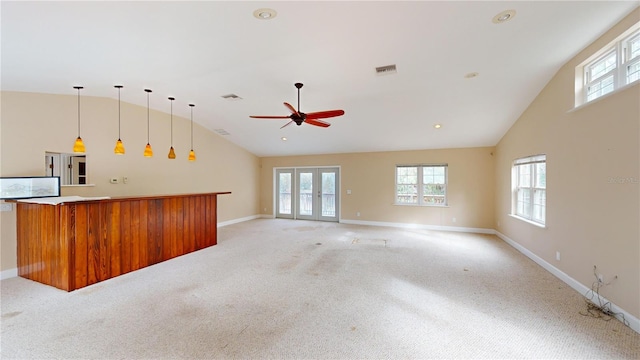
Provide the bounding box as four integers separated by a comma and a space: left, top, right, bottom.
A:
253, 8, 277, 20
492, 10, 516, 24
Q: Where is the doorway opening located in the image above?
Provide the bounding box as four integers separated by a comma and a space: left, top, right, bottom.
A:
275, 167, 339, 222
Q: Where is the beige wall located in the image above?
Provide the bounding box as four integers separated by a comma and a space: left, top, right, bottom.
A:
0, 91, 261, 272
495, 9, 640, 318
260, 147, 495, 229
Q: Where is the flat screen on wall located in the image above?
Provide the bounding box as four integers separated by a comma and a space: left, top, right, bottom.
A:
0, 176, 61, 200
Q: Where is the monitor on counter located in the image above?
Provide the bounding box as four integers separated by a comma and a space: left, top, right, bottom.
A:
0, 176, 61, 200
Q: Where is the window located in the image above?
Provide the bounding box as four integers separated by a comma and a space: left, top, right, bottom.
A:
396, 165, 447, 206
512, 155, 546, 225
581, 25, 640, 103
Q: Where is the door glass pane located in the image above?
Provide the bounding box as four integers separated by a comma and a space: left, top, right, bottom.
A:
299, 172, 313, 216
321, 172, 336, 217
279, 173, 292, 214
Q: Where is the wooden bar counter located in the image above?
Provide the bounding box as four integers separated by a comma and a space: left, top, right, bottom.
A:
16, 192, 230, 291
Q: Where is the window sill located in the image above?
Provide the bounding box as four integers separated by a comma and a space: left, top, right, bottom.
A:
62, 184, 96, 188
509, 214, 546, 228
394, 203, 450, 208
570, 80, 639, 113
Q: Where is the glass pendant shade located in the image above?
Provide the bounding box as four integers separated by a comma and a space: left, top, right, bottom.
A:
144, 143, 153, 157
73, 136, 86, 153
188, 149, 196, 162
72, 86, 85, 153
114, 139, 125, 154
168, 146, 176, 159
114, 85, 125, 155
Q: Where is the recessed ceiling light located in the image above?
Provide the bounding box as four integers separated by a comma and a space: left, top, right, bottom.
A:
281, 137, 287, 141
464, 72, 479, 79
434, 124, 442, 129
492, 10, 516, 24
253, 8, 277, 20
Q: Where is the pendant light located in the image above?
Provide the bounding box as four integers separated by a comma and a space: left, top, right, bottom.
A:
188, 103, 196, 161
143, 89, 153, 157
114, 85, 125, 154
72, 86, 86, 153
167, 97, 176, 159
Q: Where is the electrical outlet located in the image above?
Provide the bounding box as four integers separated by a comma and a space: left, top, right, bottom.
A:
556, 251, 561, 261
356, 212, 360, 217
597, 274, 604, 283
123, 177, 128, 184
0, 203, 13, 212
452, 217, 456, 223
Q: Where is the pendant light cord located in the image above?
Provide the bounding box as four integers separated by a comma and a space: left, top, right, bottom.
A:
117, 87, 121, 139
169, 98, 174, 146
77, 89, 80, 137
74, 86, 82, 137
190, 104, 194, 149
146, 90, 151, 143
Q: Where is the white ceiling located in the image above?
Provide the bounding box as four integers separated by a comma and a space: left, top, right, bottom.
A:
2, 1, 638, 157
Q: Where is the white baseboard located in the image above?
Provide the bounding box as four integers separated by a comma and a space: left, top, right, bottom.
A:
217, 214, 263, 227
339, 219, 495, 234
495, 230, 640, 334
1, 267, 18, 280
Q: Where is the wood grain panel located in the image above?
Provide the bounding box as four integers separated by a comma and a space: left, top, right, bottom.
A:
16, 192, 229, 291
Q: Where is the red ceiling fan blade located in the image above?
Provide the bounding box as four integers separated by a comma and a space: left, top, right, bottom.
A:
305, 109, 345, 119
250, 115, 291, 119
283, 102, 300, 116
304, 118, 331, 128
280, 121, 294, 129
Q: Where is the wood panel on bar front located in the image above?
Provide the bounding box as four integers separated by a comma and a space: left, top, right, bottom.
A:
16, 192, 230, 291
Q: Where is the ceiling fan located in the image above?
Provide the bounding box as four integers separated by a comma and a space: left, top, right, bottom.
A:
250, 83, 345, 128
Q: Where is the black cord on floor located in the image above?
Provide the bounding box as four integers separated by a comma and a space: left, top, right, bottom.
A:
579, 265, 629, 327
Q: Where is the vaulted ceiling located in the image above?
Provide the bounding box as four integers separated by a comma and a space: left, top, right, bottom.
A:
2, 1, 637, 157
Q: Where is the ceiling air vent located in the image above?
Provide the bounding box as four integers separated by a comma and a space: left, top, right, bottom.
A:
214, 129, 230, 136
375, 64, 397, 75
221, 94, 242, 100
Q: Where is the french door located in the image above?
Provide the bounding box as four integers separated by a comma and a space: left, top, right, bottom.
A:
276, 167, 339, 222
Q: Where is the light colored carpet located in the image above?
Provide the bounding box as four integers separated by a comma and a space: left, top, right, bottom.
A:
1, 219, 638, 359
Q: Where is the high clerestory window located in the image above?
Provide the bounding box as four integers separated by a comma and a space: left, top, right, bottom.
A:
578, 24, 640, 105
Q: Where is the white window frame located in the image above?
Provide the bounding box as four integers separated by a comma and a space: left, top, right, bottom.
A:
395, 164, 448, 207
577, 23, 640, 106
511, 155, 546, 226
